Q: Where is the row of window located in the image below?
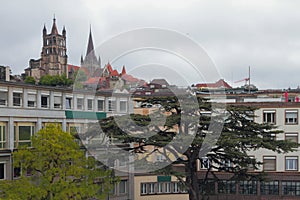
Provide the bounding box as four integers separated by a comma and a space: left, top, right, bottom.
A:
199, 155, 299, 172
44, 37, 65, 46
263, 156, 299, 171
200, 180, 300, 196
0, 122, 90, 149
0, 91, 128, 112
44, 47, 66, 56
263, 110, 298, 125
140, 182, 187, 195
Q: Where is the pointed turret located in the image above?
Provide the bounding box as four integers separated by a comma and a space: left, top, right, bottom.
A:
51, 16, 58, 35
43, 24, 47, 35
121, 66, 126, 75
80, 55, 84, 64
62, 26, 66, 37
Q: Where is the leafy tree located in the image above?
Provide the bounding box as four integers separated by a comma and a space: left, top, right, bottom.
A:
0, 124, 115, 200
73, 69, 88, 82
39, 74, 73, 86
85, 95, 299, 200
24, 76, 36, 85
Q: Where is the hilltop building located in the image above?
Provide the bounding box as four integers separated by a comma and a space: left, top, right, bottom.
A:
25, 17, 68, 81
80, 27, 101, 76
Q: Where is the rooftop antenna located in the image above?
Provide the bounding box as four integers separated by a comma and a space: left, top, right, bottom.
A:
248, 66, 251, 94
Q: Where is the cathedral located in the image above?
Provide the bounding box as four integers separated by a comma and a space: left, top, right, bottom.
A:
80, 27, 101, 76
24, 17, 142, 89
25, 17, 68, 80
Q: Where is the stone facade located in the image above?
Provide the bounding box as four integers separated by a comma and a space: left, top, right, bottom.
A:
25, 17, 68, 81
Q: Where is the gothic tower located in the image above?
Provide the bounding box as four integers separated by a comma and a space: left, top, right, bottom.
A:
81, 26, 101, 76
26, 17, 68, 80
41, 17, 68, 77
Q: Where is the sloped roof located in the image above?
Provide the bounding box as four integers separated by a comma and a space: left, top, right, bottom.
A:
195, 79, 232, 89
51, 18, 59, 35
150, 79, 169, 86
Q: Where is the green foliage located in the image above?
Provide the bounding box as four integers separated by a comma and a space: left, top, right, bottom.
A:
24, 76, 36, 85
39, 74, 73, 86
73, 69, 88, 82
0, 124, 114, 200
86, 95, 299, 200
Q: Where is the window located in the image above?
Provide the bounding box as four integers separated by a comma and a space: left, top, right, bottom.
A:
220, 159, 232, 170
108, 99, 116, 111
199, 180, 215, 195
13, 167, 21, 178
218, 180, 236, 194
141, 183, 147, 194
149, 183, 155, 194
14, 123, 35, 148
200, 157, 210, 169
164, 182, 171, 193
13, 92, 22, 106
0, 163, 6, 180
87, 99, 93, 111
239, 181, 257, 195
286, 110, 298, 124
260, 181, 279, 195
0, 91, 8, 106
97, 99, 104, 111
119, 180, 127, 194
263, 110, 276, 124
27, 93, 36, 107
158, 182, 163, 193
263, 156, 276, 171
285, 133, 298, 143
41, 95, 49, 108
156, 154, 166, 162
65, 97, 72, 109
282, 181, 300, 195
172, 182, 180, 193
286, 157, 298, 171
54, 96, 61, 109
0, 123, 6, 149
77, 98, 84, 110
120, 100, 127, 112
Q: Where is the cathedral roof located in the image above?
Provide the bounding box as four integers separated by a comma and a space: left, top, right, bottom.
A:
51, 17, 59, 35
86, 27, 96, 57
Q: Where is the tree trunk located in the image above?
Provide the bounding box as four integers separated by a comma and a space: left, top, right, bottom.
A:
186, 155, 201, 200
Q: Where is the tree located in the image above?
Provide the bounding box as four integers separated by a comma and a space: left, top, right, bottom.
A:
84, 95, 299, 200
0, 124, 115, 200
39, 74, 73, 86
24, 76, 36, 85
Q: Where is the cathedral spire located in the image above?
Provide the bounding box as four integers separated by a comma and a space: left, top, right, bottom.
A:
51, 15, 58, 35
86, 25, 95, 57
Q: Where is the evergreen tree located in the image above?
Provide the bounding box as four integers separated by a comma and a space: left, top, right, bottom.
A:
85, 95, 299, 200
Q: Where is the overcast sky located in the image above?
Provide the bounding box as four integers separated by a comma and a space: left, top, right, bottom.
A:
1, 0, 300, 89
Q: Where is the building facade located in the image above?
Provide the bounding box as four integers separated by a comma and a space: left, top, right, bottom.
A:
195, 90, 300, 200
0, 81, 132, 185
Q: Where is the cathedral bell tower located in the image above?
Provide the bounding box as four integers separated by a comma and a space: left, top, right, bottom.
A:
40, 17, 68, 78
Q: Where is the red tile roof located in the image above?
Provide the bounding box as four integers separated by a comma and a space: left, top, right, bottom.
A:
67, 64, 80, 72
195, 79, 232, 89
110, 69, 119, 76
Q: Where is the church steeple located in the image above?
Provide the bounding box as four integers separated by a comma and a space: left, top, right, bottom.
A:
86, 25, 95, 57
51, 15, 58, 35
81, 25, 101, 76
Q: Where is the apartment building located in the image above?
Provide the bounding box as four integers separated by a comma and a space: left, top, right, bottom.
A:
0, 81, 132, 183
196, 91, 300, 200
